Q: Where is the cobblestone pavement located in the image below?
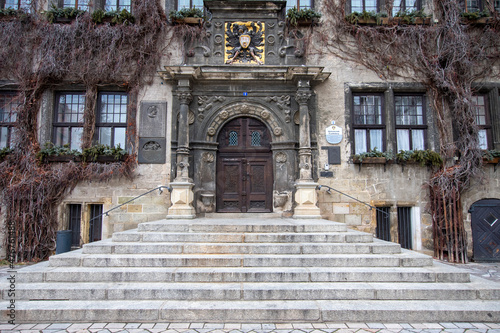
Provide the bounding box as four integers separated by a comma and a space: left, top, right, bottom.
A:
1, 322, 500, 333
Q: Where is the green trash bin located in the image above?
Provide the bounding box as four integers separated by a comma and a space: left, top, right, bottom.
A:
56, 230, 72, 254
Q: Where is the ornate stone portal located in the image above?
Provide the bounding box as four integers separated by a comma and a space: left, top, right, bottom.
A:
160, 0, 330, 219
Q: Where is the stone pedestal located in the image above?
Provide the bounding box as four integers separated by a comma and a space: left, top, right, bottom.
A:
167, 182, 196, 219
293, 182, 322, 219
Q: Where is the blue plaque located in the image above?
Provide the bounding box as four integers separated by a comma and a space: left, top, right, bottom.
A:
326, 121, 342, 144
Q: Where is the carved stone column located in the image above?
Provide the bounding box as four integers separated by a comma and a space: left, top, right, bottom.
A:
167, 79, 196, 219
293, 79, 321, 219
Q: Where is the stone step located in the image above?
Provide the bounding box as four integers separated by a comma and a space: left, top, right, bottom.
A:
111, 231, 373, 243
138, 218, 348, 233
15, 262, 470, 283
48, 251, 433, 268
2, 299, 499, 323
8, 277, 499, 301
81, 240, 401, 255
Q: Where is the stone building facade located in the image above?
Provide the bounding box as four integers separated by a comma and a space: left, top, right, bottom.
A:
1, 0, 499, 261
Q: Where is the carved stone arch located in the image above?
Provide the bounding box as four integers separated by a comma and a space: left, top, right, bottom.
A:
200, 102, 289, 143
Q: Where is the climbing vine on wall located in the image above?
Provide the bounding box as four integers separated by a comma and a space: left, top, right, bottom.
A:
0, 0, 177, 262
317, 0, 500, 262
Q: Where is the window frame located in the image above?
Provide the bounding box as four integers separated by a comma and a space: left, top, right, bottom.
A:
471, 93, 492, 150
59, 0, 90, 10
52, 91, 86, 151
286, 0, 314, 11
392, 0, 422, 15
350, 0, 380, 13
103, 0, 131, 12
95, 91, 128, 149
352, 92, 386, 154
0, 91, 20, 149
176, 0, 204, 10
394, 93, 428, 151
0, 0, 30, 10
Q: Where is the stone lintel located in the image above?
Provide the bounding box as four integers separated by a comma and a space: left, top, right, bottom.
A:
159, 66, 330, 83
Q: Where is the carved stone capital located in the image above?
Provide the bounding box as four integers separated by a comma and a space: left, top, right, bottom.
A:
295, 91, 312, 105
176, 92, 193, 105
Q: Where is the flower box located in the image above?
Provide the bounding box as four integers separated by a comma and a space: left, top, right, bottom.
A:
172, 17, 203, 25
483, 157, 500, 164
352, 17, 389, 25
44, 154, 127, 163
392, 17, 431, 25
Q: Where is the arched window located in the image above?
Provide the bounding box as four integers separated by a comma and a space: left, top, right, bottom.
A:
229, 131, 238, 146
251, 131, 261, 146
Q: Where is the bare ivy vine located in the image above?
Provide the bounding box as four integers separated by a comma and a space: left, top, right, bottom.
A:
0, 0, 181, 262
317, 0, 500, 262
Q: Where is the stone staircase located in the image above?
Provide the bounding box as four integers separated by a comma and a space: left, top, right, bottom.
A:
2, 217, 500, 323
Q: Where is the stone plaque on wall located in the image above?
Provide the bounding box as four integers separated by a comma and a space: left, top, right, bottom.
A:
138, 138, 166, 164
139, 101, 167, 138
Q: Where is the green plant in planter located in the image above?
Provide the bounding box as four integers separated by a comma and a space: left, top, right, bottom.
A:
482, 149, 500, 160
169, 7, 204, 20
45, 4, 87, 23
82, 143, 126, 162
36, 142, 82, 161
394, 9, 429, 24
353, 148, 393, 162
287, 6, 322, 26
396, 149, 443, 167
0, 147, 13, 160
345, 10, 387, 25
92, 8, 135, 25
460, 9, 490, 20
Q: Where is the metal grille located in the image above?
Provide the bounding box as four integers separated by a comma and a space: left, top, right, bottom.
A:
68, 204, 81, 247
251, 131, 261, 146
376, 207, 391, 242
398, 207, 413, 249
229, 131, 238, 146
89, 204, 103, 243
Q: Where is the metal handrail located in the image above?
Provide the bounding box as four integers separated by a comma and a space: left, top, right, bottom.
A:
316, 184, 390, 217
89, 186, 172, 223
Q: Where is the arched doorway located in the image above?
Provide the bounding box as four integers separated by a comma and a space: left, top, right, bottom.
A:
470, 199, 500, 261
216, 117, 273, 213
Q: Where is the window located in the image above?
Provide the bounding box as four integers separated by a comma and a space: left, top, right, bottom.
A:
89, 204, 103, 243
395, 95, 427, 151
229, 131, 238, 146
397, 207, 412, 249
286, 0, 312, 11
177, 0, 203, 9
376, 207, 391, 242
53, 92, 85, 151
96, 92, 128, 149
352, 93, 385, 154
0, 92, 19, 149
392, 0, 421, 15
61, 0, 89, 10
351, 0, 378, 12
472, 94, 491, 150
1, 0, 30, 10
105, 0, 131, 11
251, 131, 261, 146
68, 204, 82, 247
458, 0, 499, 12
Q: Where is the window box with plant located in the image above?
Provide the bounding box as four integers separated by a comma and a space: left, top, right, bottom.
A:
460, 10, 492, 24
91, 8, 135, 25
44, 5, 87, 23
393, 9, 431, 25
395, 149, 443, 168
38, 143, 127, 163
287, 6, 322, 26
482, 150, 500, 164
345, 11, 388, 25
352, 148, 393, 164
169, 7, 204, 25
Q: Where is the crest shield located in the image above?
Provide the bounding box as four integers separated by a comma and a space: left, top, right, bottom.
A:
239, 34, 251, 49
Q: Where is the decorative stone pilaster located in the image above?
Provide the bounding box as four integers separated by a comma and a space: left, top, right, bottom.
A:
167, 182, 196, 219
293, 79, 321, 219
168, 80, 196, 219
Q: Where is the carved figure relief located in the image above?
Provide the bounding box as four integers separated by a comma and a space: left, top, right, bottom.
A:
143, 141, 161, 151
203, 152, 215, 163
225, 21, 265, 65
198, 96, 226, 121
147, 105, 159, 118
266, 95, 291, 123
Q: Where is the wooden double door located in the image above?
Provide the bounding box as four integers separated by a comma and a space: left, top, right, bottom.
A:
216, 117, 273, 213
